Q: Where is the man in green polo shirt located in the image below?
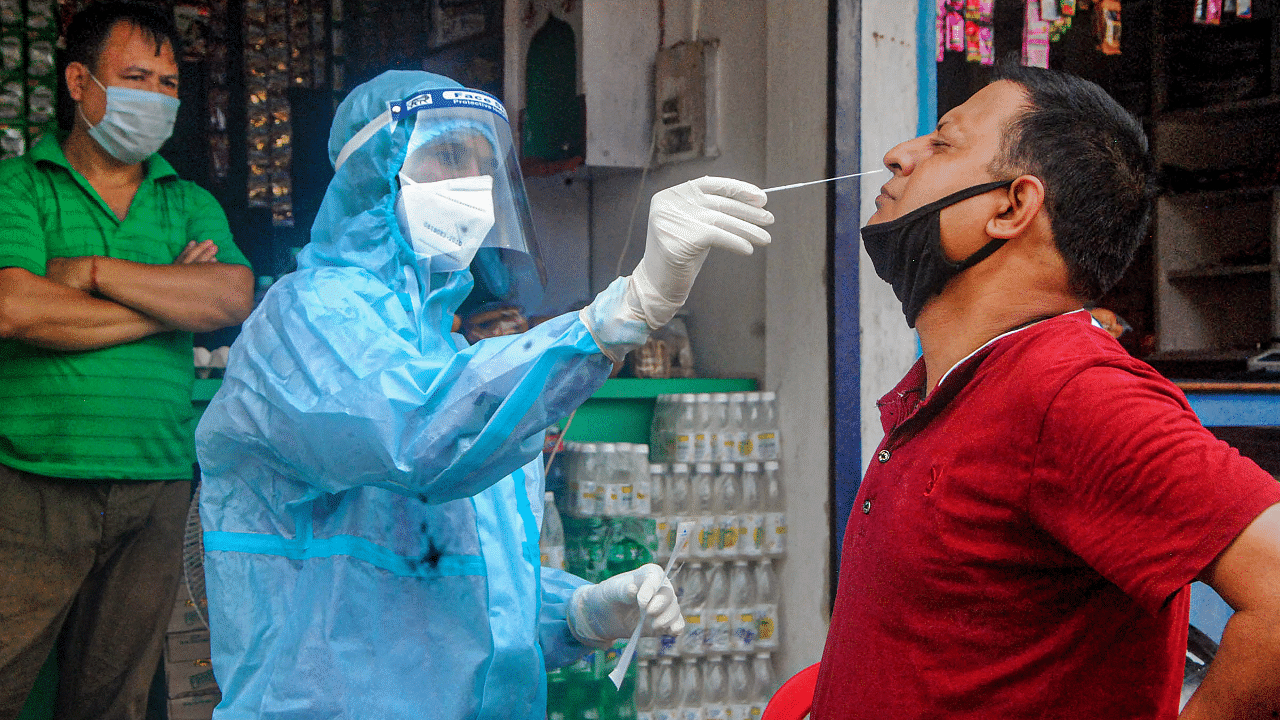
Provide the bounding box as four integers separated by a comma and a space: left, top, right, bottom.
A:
0, 3, 253, 717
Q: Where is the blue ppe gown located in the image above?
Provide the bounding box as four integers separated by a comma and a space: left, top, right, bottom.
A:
195, 70, 634, 720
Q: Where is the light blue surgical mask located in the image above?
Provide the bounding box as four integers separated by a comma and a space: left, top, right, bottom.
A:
78, 72, 180, 165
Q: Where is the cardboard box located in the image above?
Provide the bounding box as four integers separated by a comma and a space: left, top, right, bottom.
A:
167, 596, 208, 635
167, 692, 221, 720
165, 629, 211, 664
166, 657, 219, 699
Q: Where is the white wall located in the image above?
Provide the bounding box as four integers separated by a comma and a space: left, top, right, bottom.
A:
859, 3, 921, 474
588, 0, 769, 381
763, 0, 833, 680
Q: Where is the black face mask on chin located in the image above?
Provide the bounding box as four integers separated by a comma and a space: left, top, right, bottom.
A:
860, 179, 1014, 327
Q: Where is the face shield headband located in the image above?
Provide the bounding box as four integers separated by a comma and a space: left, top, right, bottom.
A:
333, 87, 545, 308
860, 179, 1014, 327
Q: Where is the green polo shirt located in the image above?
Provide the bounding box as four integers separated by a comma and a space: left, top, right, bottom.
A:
0, 134, 250, 481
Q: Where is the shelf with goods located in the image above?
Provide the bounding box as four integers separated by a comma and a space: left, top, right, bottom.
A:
1148, 1, 1280, 367
544, 388, 786, 720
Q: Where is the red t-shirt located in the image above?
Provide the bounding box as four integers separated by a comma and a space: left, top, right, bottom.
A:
812, 310, 1280, 719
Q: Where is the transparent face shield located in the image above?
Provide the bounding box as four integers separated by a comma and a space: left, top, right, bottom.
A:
394, 89, 545, 309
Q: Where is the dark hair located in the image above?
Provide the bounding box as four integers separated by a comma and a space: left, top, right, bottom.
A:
64, 1, 182, 71
988, 63, 1155, 301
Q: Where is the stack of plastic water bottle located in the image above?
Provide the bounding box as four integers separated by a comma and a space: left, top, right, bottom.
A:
638, 391, 788, 720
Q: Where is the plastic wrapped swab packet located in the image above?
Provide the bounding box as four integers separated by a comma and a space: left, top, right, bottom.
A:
762, 168, 887, 193
609, 521, 696, 689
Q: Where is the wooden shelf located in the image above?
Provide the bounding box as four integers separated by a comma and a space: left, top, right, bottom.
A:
1167, 264, 1278, 281
1157, 93, 1280, 123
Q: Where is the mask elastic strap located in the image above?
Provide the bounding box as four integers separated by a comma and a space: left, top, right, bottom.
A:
76, 73, 110, 131
946, 179, 1016, 270
334, 107, 395, 172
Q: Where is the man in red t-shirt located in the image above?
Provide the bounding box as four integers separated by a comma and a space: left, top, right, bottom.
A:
812, 64, 1280, 719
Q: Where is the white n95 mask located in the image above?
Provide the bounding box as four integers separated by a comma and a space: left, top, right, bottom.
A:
395, 173, 496, 272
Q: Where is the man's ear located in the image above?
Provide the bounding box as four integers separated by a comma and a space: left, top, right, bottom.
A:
65, 61, 89, 103
986, 175, 1045, 240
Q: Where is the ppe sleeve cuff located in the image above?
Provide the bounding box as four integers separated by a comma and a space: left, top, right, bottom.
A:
579, 276, 652, 365
567, 583, 616, 648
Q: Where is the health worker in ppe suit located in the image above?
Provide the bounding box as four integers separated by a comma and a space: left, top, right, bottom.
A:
194, 69, 773, 720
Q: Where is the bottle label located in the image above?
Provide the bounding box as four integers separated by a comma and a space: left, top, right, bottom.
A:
730, 705, 751, 720
679, 615, 705, 655
634, 480, 651, 516
721, 438, 738, 462
540, 545, 566, 570
755, 603, 778, 648
658, 634, 678, 656
654, 711, 678, 720
638, 712, 655, 720
731, 611, 757, 651
675, 434, 692, 462
694, 432, 710, 461
705, 705, 729, 720
742, 514, 765, 556
718, 516, 739, 556
655, 519, 671, 559
755, 431, 779, 460
764, 513, 786, 556
697, 516, 719, 557
605, 483, 623, 516
736, 433, 754, 461
708, 611, 731, 652
679, 708, 704, 720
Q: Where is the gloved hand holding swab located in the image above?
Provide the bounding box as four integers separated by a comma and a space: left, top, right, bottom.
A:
608, 521, 696, 689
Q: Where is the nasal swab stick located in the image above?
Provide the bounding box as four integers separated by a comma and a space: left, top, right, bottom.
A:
762, 168, 888, 193
609, 521, 695, 690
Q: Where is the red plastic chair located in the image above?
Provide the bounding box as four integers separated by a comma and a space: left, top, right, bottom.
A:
760, 662, 821, 720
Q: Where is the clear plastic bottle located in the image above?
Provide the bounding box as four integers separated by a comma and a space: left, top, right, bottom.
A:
668, 463, 692, 556
632, 445, 653, 516
693, 393, 713, 463
650, 394, 674, 462
762, 461, 786, 557
677, 658, 704, 720
540, 492, 566, 570
572, 443, 601, 517
601, 443, 622, 516
727, 654, 754, 720
755, 391, 780, 461
714, 463, 741, 558
708, 393, 730, 462
616, 442, 637, 515
653, 657, 679, 720
675, 562, 707, 656
650, 463, 670, 565
738, 462, 764, 558
634, 658, 655, 720
753, 559, 779, 651
729, 560, 756, 652
704, 562, 731, 654
743, 393, 764, 461
692, 463, 718, 558
750, 653, 777, 717
703, 655, 729, 720
673, 394, 697, 463
725, 393, 747, 462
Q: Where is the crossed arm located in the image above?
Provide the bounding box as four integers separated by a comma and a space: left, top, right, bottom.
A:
0, 239, 254, 351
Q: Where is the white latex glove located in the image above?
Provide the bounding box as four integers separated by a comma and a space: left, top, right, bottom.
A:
629, 176, 773, 329
568, 563, 685, 647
